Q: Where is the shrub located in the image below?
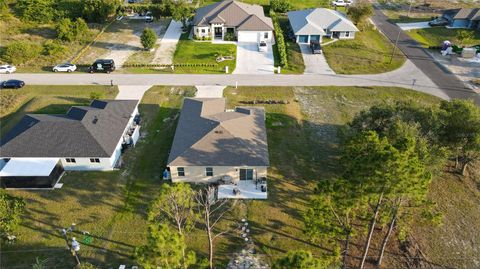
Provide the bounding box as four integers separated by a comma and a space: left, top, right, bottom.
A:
73, 18, 90, 42
82, 0, 120, 23
141, 28, 157, 50
270, 0, 291, 13
56, 18, 75, 42
347, 0, 373, 30
15, 0, 54, 23
43, 40, 66, 56
270, 11, 288, 68
224, 32, 236, 41
4, 41, 43, 65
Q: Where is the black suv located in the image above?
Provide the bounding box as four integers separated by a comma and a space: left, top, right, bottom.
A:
310, 40, 322, 54
0, 79, 25, 89
88, 59, 116, 73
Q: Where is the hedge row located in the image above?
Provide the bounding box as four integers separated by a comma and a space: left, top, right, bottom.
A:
123, 63, 217, 68
270, 10, 288, 68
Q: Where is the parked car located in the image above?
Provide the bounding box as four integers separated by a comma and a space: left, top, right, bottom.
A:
0, 65, 16, 74
0, 79, 25, 89
53, 63, 77, 73
258, 41, 268, 52
428, 17, 449, 27
310, 40, 322, 54
88, 59, 116, 73
332, 0, 352, 7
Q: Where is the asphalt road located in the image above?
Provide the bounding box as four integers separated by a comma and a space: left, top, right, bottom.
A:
371, 7, 480, 105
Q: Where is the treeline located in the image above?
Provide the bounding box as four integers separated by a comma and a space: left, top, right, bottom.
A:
305, 99, 480, 268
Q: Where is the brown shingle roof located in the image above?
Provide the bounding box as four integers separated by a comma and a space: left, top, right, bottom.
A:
167, 98, 269, 167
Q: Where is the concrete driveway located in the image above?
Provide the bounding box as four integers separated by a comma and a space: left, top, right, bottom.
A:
152, 20, 183, 65
300, 44, 336, 75
397, 21, 431, 31
233, 42, 274, 74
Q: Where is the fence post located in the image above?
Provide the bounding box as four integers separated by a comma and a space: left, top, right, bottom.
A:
277, 66, 281, 74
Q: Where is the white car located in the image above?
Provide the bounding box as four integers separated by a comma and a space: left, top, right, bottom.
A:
258, 41, 268, 52
332, 0, 353, 7
53, 63, 77, 72
0, 65, 16, 74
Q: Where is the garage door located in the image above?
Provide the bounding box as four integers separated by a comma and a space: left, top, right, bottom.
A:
310, 35, 320, 42
298, 35, 309, 43
238, 31, 259, 42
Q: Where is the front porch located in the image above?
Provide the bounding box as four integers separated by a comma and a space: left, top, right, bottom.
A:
217, 178, 267, 199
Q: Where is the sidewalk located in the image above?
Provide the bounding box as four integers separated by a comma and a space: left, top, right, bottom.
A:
152, 20, 183, 65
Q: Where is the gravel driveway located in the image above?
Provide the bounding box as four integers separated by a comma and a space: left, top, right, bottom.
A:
300, 44, 336, 75
233, 42, 274, 74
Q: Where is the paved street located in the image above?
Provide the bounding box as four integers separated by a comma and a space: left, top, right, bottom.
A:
371, 6, 480, 104
3, 59, 450, 100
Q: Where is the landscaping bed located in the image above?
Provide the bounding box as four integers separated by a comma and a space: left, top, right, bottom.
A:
322, 28, 406, 74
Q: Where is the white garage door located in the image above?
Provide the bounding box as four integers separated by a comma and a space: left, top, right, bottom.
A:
238, 31, 259, 42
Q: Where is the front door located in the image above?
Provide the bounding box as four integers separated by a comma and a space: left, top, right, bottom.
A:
239, 169, 254, 180
214, 27, 223, 39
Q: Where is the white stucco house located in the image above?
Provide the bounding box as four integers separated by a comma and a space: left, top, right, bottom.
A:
0, 100, 141, 188
167, 98, 270, 199
193, 0, 274, 43
287, 8, 359, 44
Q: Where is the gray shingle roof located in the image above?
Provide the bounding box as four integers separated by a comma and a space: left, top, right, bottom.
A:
288, 8, 358, 35
167, 98, 269, 167
450, 8, 480, 20
193, 0, 273, 31
0, 100, 139, 158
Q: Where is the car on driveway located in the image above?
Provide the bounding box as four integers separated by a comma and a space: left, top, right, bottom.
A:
310, 40, 322, 54
428, 17, 449, 27
0, 65, 16, 74
1, 79, 25, 89
53, 63, 77, 73
258, 41, 268, 52
88, 59, 116, 73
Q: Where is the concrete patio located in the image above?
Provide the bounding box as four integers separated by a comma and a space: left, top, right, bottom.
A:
217, 181, 268, 199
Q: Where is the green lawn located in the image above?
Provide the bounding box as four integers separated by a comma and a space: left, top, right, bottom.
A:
272, 15, 305, 74
0, 85, 118, 136
323, 28, 406, 74
406, 28, 480, 48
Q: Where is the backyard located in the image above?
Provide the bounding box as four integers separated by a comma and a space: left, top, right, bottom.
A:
4, 85, 478, 269
322, 27, 406, 74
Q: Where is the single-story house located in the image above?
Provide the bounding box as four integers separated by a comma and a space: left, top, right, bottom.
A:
442, 8, 480, 29
167, 98, 269, 194
0, 100, 140, 188
193, 0, 274, 43
287, 8, 359, 44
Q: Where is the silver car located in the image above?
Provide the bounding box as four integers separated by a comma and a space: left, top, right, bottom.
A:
0, 65, 16, 74
53, 63, 77, 73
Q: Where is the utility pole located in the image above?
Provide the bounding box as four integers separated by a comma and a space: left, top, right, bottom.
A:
390, 0, 413, 64
61, 223, 81, 266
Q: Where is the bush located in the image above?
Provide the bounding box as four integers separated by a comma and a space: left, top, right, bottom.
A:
270, 11, 288, 68
82, 0, 120, 23
4, 41, 43, 65
347, 0, 373, 30
56, 18, 75, 42
73, 18, 90, 42
224, 32, 236, 41
15, 0, 54, 23
141, 28, 157, 50
270, 0, 291, 13
43, 40, 66, 56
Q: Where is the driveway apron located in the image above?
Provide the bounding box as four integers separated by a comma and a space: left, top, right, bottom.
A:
233, 42, 274, 74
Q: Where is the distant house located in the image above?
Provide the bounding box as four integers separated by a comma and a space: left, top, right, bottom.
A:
287, 8, 359, 44
0, 100, 140, 188
442, 8, 480, 29
193, 0, 274, 42
167, 98, 269, 199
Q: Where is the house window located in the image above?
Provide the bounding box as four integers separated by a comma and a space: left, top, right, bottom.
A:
65, 158, 76, 163
264, 32, 268, 38
90, 158, 100, 163
177, 167, 185, 177
345, 31, 350, 37
201, 29, 206, 33
206, 167, 213, 176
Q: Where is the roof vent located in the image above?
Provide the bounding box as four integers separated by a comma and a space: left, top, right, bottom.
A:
92, 116, 98, 124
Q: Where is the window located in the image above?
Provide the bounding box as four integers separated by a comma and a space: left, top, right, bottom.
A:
90, 158, 100, 163
345, 31, 350, 37
177, 167, 185, 177
201, 29, 206, 33
206, 167, 213, 176
264, 32, 268, 38
65, 158, 76, 163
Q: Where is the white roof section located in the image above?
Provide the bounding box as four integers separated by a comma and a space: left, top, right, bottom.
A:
0, 158, 59, 177
287, 8, 358, 35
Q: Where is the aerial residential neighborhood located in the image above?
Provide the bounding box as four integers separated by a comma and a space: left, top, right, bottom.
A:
0, 0, 479, 269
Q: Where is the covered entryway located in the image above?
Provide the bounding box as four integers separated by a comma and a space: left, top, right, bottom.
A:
214, 27, 223, 39
0, 158, 64, 189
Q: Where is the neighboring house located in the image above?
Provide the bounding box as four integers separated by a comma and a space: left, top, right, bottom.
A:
193, 0, 274, 42
167, 98, 269, 188
0, 100, 141, 188
287, 8, 359, 44
442, 8, 480, 29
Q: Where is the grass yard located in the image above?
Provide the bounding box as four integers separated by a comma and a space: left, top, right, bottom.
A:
0, 85, 118, 137
406, 28, 480, 48
323, 28, 406, 74
272, 15, 305, 74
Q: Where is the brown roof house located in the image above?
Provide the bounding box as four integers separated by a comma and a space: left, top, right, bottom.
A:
167, 98, 269, 199
193, 0, 274, 42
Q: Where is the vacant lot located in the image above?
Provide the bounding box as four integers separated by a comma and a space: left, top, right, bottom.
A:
406, 27, 480, 48
0, 85, 118, 136
323, 28, 406, 74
